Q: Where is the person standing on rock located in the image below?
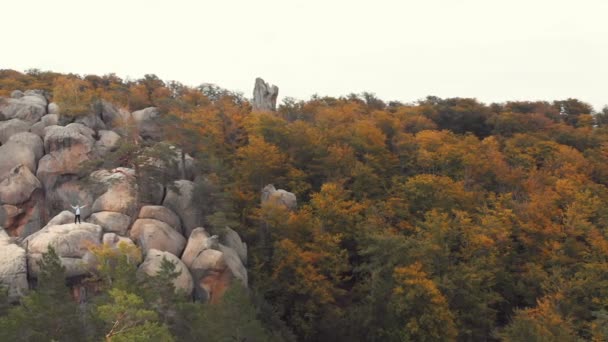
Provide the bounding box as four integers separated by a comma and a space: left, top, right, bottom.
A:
71, 204, 87, 224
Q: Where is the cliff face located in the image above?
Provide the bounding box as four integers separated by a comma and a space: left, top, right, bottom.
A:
0, 90, 247, 303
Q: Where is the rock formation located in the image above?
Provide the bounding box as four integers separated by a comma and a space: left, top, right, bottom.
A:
252, 77, 279, 112
261, 184, 297, 210
0, 89, 249, 304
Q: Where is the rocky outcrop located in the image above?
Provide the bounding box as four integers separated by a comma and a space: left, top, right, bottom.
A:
0, 235, 28, 302
130, 218, 186, 257
0, 91, 47, 123
221, 227, 248, 265
261, 184, 297, 210
181, 227, 247, 303
138, 249, 193, 296
24, 222, 102, 278
252, 77, 279, 112
0, 118, 30, 144
29, 114, 58, 137
88, 211, 131, 235
0, 87, 250, 304
132, 107, 162, 140
163, 180, 202, 238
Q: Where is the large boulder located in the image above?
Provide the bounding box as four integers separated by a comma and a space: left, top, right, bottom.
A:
132, 107, 162, 140
43, 124, 94, 154
45, 180, 94, 222
37, 125, 94, 191
181, 227, 216, 268
220, 227, 247, 265
47, 102, 60, 115
0, 118, 31, 144
163, 180, 202, 238
0, 140, 37, 181
138, 206, 181, 233
10, 90, 24, 99
0, 237, 28, 302
0, 164, 41, 205
182, 227, 247, 302
88, 211, 131, 235
102, 232, 135, 249
0, 93, 47, 123
138, 249, 193, 296
8, 132, 44, 161
92, 100, 129, 128
91, 170, 138, 217
1, 205, 20, 230
29, 114, 58, 138
95, 130, 121, 156
189, 247, 247, 303
130, 218, 186, 257
261, 184, 297, 210
24, 223, 102, 278
252, 77, 279, 112
45, 210, 76, 227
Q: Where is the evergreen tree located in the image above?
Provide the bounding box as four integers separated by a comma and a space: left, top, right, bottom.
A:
0, 247, 86, 341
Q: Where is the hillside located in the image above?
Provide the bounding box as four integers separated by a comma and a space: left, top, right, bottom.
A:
1, 69, 608, 341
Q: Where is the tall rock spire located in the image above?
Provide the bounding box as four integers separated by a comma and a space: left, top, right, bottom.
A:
252, 77, 278, 112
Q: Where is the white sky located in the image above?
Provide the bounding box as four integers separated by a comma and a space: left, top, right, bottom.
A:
2, 0, 607, 110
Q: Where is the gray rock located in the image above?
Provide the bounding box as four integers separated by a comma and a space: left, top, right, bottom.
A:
261, 184, 297, 210
45, 210, 76, 227
95, 130, 121, 156
138, 206, 181, 233
29, 114, 59, 138
0, 95, 47, 123
45, 180, 94, 221
8, 132, 44, 161
138, 249, 193, 296
130, 218, 186, 257
218, 243, 248, 285
132, 107, 162, 139
163, 180, 202, 238
43, 124, 94, 154
0, 237, 28, 302
0, 164, 41, 205
75, 112, 107, 131
93, 100, 128, 127
88, 211, 131, 235
252, 77, 278, 112
220, 227, 247, 265
0, 141, 37, 181
47, 102, 60, 115
10, 90, 24, 99
91, 171, 138, 217
181, 227, 214, 268
102, 232, 135, 249
0, 118, 30, 144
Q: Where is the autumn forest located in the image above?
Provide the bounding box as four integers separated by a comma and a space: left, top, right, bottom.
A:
1, 69, 608, 341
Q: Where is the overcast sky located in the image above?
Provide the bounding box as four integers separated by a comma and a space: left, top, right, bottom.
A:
2, 0, 607, 110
